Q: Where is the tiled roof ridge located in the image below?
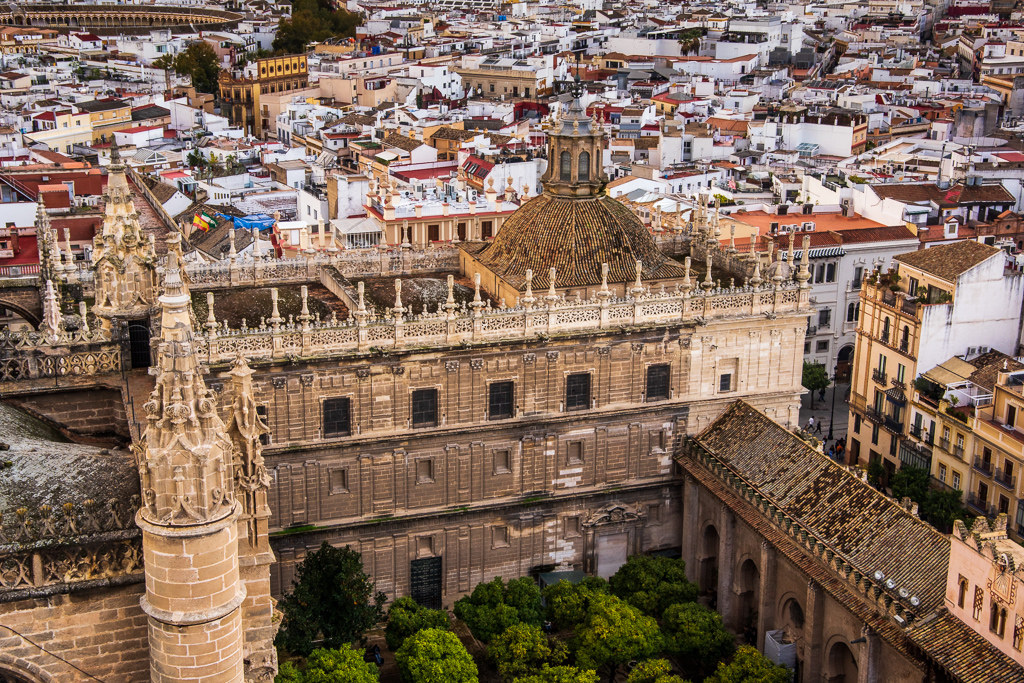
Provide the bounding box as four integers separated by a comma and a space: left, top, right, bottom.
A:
690, 401, 948, 622
678, 445, 925, 669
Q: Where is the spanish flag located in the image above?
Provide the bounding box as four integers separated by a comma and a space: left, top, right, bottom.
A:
193, 212, 210, 232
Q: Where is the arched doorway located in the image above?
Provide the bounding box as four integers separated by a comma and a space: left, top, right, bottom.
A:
700, 525, 719, 604
738, 559, 760, 641
828, 641, 858, 683
836, 344, 854, 382
781, 598, 805, 682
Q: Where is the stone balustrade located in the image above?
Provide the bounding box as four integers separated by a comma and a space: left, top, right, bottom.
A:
0, 326, 120, 388
184, 245, 461, 290
194, 279, 807, 365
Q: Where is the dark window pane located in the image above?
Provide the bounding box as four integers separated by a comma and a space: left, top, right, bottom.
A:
647, 364, 670, 401
256, 405, 270, 445
720, 373, 732, 392
412, 389, 438, 428
566, 373, 591, 411
489, 381, 514, 420
323, 398, 351, 437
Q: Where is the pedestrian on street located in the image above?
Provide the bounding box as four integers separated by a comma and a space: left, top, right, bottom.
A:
815, 420, 823, 435
806, 416, 815, 432
819, 387, 826, 402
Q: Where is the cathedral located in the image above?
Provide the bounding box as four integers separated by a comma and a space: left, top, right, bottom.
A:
0, 83, 818, 682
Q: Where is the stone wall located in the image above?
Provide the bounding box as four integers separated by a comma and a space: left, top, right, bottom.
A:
10, 387, 130, 439
0, 583, 149, 683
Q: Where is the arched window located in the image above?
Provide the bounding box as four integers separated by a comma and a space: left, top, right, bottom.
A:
882, 317, 891, 341
559, 150, 571, 181
578, 150, 590, 181
958, 579, 968, 608
901, 325, 910, 349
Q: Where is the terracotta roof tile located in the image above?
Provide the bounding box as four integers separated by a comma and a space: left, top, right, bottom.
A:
894, 240, 1001, 283
467, 193, 685, 290
906, 610, 1024, 683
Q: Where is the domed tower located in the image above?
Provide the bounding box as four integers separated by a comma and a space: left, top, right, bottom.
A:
461, 77, 686, 301
541, 78, 606, 198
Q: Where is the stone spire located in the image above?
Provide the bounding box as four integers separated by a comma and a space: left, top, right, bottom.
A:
91, 140, 157, 326
41, 279, 63, 341
36, 199, 63, 284
225, 353, 278, 680
136, 252, 250, 682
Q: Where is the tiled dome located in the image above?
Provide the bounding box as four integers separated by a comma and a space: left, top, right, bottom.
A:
470, 191, 687, 290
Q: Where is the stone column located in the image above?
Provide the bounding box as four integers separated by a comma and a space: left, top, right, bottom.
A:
804, 580, 825, 683
682, 474, 700, 584
857, 627, 880, 683
757, 540, 777, 651
718, 509, 736, 631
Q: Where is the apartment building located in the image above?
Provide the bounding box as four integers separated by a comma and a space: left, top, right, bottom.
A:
848, 240, 1024, 484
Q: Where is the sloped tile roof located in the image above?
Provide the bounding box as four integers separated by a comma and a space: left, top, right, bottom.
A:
383, 132, 424, 153
873, 182, 1014, 206
906, 610, 1024, 683
693, 401, 950, 615
894, 239, 1001, 283
467, 192, 686, 290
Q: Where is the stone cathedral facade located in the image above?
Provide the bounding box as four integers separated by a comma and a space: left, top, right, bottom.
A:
0, 87, 814, 682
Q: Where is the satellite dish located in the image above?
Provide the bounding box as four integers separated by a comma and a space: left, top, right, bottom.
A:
886, 579, 895, 589
874, 570, 885, 581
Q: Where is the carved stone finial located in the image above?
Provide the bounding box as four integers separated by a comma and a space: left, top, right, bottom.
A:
393, 279, 405, 319
546, 267, 558, 304
522, 269, 536, 310
269, 288, 282, 329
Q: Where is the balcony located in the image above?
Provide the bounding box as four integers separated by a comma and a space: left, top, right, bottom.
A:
995, 467, 1017, 491
966, 493, 995, 517
953, 444, 964, 459
883, 415, 904, 434
938, 437, 951, 452
880, 332, 891, 345
910, 425, 934, 444
891, 378, 907, 391
872, 369, 888, 385
973, 456, 994, 476
899, 339, 910, 354
866, 406, 884, 424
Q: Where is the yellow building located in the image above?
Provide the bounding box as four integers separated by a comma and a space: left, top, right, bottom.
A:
25, 109, 94, 153
972, 363, 1024, 540
219, 54, 309, 138
75, 98, 132, 143
848, 240, 1012, 487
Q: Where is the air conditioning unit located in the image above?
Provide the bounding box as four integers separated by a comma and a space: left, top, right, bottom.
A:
792, 224, 803, 232
469, 189, 478, 201
803, 221, 815, 231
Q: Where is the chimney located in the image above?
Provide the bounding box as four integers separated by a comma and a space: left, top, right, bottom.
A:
10, 229, 19, 254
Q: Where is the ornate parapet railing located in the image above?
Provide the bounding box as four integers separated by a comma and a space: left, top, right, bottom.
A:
0, 327, 121, 390
183, 245, 462, 291
194, 281, 808, 364
0, 497, 143, 600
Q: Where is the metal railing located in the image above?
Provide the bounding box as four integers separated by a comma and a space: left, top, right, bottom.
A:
966, 493, 995, 517
995, 467, 1017, 490
973, 456, 994, 475
872, 368, 888, 385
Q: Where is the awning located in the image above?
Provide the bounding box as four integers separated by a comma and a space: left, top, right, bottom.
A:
781, 247, 847, 260
885, 387, 907, 404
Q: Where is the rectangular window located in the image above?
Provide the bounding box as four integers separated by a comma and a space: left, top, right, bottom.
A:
567, 441, 584, 465
854, 414, 861, 432
897, 364, 906, 383
564, 516, 582, 538
849, 438, 860, 465
1000, 495, 1010, 515
939, 463, 947, 483
819, 308, 831, 327
412, 389, 438, 428
428, 224, 440, 242
804, 340, 812, 354
565, 373, 591, 411
489, 381, 514, 420
329, 469, 348, 493
494, 449, 511, 474
719, 373, 733, 392
492, 525, 510, 548
1014, 615, 1024, 651
256, 405, 270, 445
908, 277, 919, 296
974, 587, 985, 620
825, 263, 836, 282
323, 397, 351, 437
879, 354, 887, 374
1009, 405, 1017, 427
816, 340, 829, 353
646, 364, 670, 401
872, 424, 879, 445
416, 458, 434, 483
953, 471, 962, 490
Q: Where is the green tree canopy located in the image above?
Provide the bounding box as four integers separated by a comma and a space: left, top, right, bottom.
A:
385, 596, 451, 651
891, 465, 929, 504
276, 662, 304, 683
513, 666, 599, 683
395, 628, 478, 683
608, 555, 698, 619
802, 361, 831, 409
276, 541, 387, 656
661, 603, 736, 680
273, 0, 363, 54
922, 488, 968, 531
303, 647, 380, 683
454, 577, 542, 642
172, 41, 221, 94
626, 659, 692, 683
706, 646, 792, 683
571, 594, 661, 677
543, 577, 608, 632
488, 623, 565, 680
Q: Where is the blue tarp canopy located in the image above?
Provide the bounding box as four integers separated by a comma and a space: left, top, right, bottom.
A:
232, 214, 276, 231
